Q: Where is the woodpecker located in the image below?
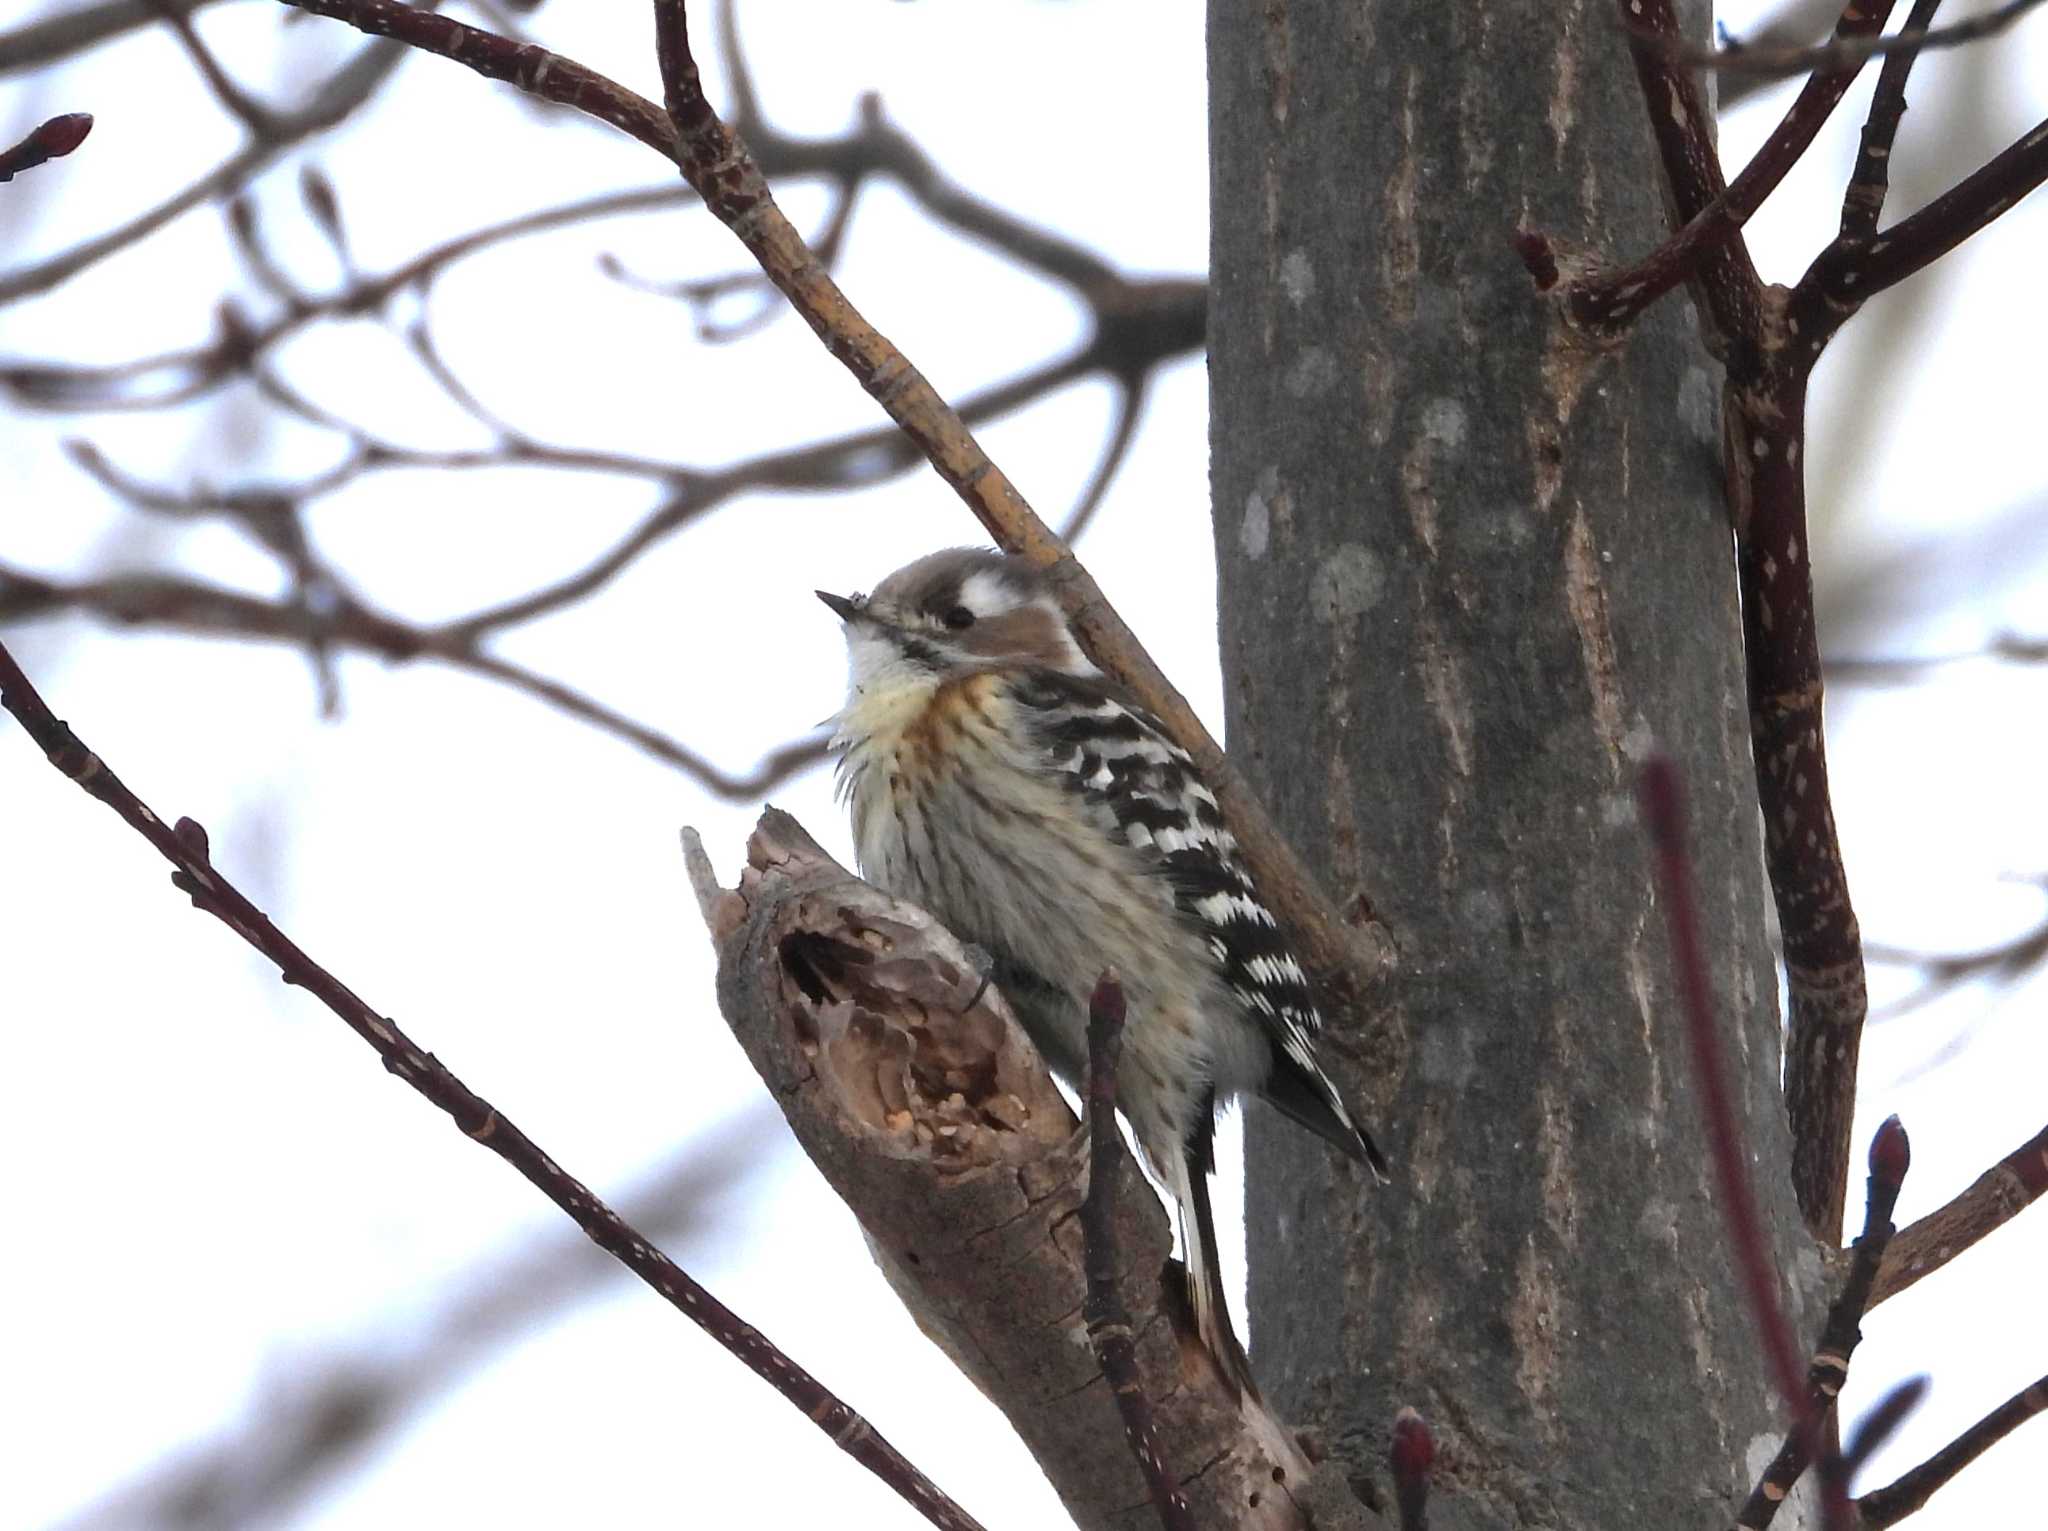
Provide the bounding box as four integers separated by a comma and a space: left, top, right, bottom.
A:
819, 547, 1386, 1393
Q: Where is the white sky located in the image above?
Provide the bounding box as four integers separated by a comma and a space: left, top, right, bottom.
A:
1, 3, 2044, 1528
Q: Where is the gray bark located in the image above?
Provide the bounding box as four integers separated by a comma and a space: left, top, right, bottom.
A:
1210, 4, 1819, 1527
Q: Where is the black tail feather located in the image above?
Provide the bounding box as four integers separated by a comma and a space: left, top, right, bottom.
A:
1179, 1130, 1259, 1400
1259, 1048, 1390, 1181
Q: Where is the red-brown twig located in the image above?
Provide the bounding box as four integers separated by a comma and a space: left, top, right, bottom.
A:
1610, 0, 1767, 359
0, 635, 985, 1531
1839, 0, 1942, 246
1586, 0, 2043, 1244
283, 0, 678, 157
1603, 0, 1872, 1244
1389, 1409, 1434, 1531
1638, 757, 1811, 1414
1870, 1118, 2048, 1307
1856, 1372, 2048, 1526
1800, 110, 2048, 324
0, 112, 92, 181
1736, 1117, 1912, 1527
1079, 973, 1193, 1531
1564, 0, 1895, 334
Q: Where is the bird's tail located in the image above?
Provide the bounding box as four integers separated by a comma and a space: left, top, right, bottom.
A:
1169, 1148, 1259, 1401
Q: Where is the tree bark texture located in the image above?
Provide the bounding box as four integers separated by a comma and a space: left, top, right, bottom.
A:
702, 812, 1370, 1531
1211, 5, 1818, 1527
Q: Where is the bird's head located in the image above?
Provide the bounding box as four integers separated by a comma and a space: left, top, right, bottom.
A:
819, 549, 1095, 703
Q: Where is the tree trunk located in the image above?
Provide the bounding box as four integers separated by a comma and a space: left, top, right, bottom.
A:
1210, 4, 1820, 1525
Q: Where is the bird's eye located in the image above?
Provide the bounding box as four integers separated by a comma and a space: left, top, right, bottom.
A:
941, 605, 976, 631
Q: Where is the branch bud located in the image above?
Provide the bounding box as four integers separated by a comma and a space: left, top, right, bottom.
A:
34, 113, 94, 159
1390, 1407, 1434, 1531
1088, 968, 1126, 1029
1869, 1114, 1910, 1189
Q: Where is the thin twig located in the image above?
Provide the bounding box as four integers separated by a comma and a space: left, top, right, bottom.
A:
1855, 1372, 2048, 1526
1863, 915, 2048, 1021
149, 0, 279, 133
1058, 378, 1147, 544
1805, 112, 2048, 316
0, 31, 415, 303
259, 0, 1379, 1009
1648, 0, 2048, 81
1611, 0, 1767, 358
57, 1120, 774, 1531
0, 0, 223, 76
1562, 0, 1895, 333
1870, 1118, 2048, 1307
1828, 633, 2048, 682
0, 636, 988, 1531
640, 0, 1381, 1005
0, 562, 828, 800
1638, 758, 1809, 1413
1080, 973, 1194, 1531
1839, 0, 1942, 244
1735, 1117, 1912, 1528
1389, 1409, 1434, 1531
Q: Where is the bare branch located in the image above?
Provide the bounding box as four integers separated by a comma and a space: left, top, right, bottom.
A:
1871, 1119, 2048, 1307
279, 0, 680, 159
1652, 0, 2048, 82
0, 32, 417, 304
149, 0, 280, 134
1736, 1117, 1912, 1527
1864, 913, 2048, 1019
0, 562, 828, 800
642, 0, 1383, 1008
699, 809, 1364, 1531
1060, 377, 1148, 544
1828, 632, 2048, 683
1638, 758, 1810, 1414
1803, 112, 2048, 316
1080, 972, 1194, 1531
0, 0, 225, 76
1716, 0, 1864, 106
1561, 0, 1896, 334
1612, 0, 1871, 1239
1856, 1372, 2048, 1526
57, 1122, 775, 1531
1609, 0, 1767, 359
256, 0, 1374, 1007
0, 637, 988, 1531
1838, 0, 1943, 245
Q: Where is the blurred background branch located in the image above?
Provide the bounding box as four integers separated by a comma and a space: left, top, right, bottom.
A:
3, 0, 2045, 1526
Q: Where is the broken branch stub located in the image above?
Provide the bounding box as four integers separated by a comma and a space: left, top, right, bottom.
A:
697, 809, 1362, 1531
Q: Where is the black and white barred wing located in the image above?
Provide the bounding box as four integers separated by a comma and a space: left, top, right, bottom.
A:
1012, 673, 1388, 1177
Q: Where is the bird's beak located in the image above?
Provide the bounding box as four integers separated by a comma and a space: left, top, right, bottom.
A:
816, 590, 865, 623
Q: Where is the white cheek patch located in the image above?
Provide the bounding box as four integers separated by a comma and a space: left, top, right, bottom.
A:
831, 628, 943, 749
958, 568, 1015, 618
845, 627, 910, 690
